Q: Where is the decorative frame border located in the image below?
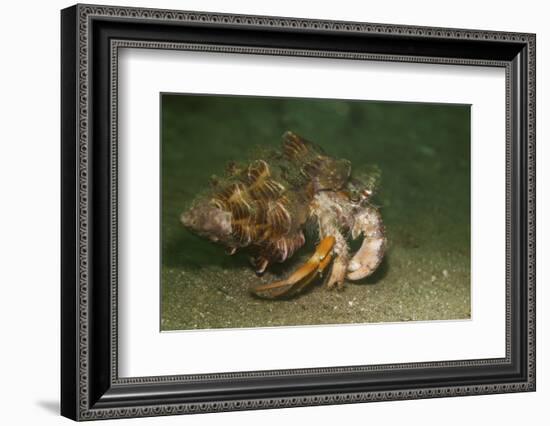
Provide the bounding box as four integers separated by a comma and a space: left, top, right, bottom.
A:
61, 3, 536, 421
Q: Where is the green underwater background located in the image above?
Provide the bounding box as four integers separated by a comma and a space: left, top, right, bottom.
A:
161, 94, 471, 331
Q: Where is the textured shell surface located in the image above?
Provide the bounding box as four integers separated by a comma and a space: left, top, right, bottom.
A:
181, 131, 352, 269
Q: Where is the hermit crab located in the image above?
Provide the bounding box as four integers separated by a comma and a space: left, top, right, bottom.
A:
180, 131, 386, 298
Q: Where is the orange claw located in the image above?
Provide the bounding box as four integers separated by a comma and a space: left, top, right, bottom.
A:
251, 236, 335, 298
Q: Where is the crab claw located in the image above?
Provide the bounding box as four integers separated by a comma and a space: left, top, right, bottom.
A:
251, 236, 335, 298
346, 207, 385, 281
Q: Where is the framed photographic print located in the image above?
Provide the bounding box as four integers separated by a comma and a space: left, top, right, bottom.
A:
61, 3, 536, 421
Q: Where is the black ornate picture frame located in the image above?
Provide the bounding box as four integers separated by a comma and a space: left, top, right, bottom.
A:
61, 3, 536, 421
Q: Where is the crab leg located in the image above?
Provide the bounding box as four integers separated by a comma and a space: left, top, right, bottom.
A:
251, 236, 335, 298
346, 207, 386, 281
325, 254, 349, 290
317, 228, 349, 290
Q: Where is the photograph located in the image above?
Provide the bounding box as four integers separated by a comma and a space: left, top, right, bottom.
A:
160, 94, 471, 331
58, 3, 535, 420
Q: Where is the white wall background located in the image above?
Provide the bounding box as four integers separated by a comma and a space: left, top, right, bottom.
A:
0, 0, 546, 424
